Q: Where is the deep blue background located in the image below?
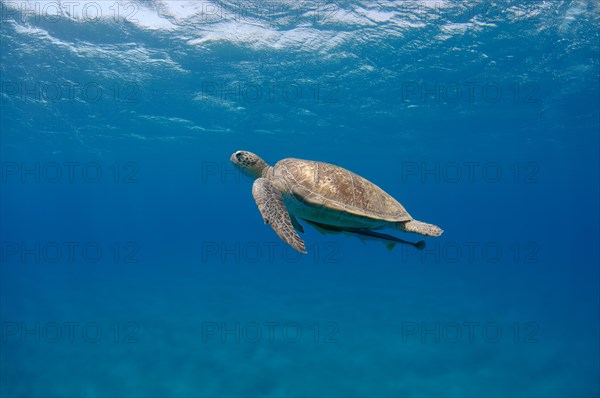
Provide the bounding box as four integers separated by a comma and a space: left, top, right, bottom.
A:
1, 1, 599, 397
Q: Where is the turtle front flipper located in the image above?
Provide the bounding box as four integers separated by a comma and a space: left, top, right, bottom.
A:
252, 178, 307, 254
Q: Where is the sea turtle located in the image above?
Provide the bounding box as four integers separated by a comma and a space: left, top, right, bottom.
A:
230, 150, 443, 253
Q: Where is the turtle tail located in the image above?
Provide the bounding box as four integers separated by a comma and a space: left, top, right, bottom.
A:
398, 220, 443, 237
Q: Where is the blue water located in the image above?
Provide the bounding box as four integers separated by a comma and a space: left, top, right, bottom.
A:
1, 1, 599, 397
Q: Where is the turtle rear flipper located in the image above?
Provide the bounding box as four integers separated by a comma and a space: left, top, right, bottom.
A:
252, 178, 307, 254
399, 220, 443, 237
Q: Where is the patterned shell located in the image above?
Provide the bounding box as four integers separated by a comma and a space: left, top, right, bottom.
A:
274, 158, 412, 222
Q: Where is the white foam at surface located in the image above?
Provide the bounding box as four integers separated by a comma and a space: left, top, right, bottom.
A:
3, 0, 563, 54
131, 3, 178, 31
155, 0, 212, 20
9, 20, 185, 78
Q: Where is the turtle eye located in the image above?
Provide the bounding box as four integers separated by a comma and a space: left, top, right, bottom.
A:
236, 152, 243, 160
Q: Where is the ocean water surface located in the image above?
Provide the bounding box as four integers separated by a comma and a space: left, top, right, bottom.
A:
1, 1, 599, 397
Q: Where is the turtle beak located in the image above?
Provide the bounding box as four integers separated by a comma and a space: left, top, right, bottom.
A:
230, 151, 241, 164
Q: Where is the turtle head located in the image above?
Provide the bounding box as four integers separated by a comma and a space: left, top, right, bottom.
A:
230, 150, 270, 179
